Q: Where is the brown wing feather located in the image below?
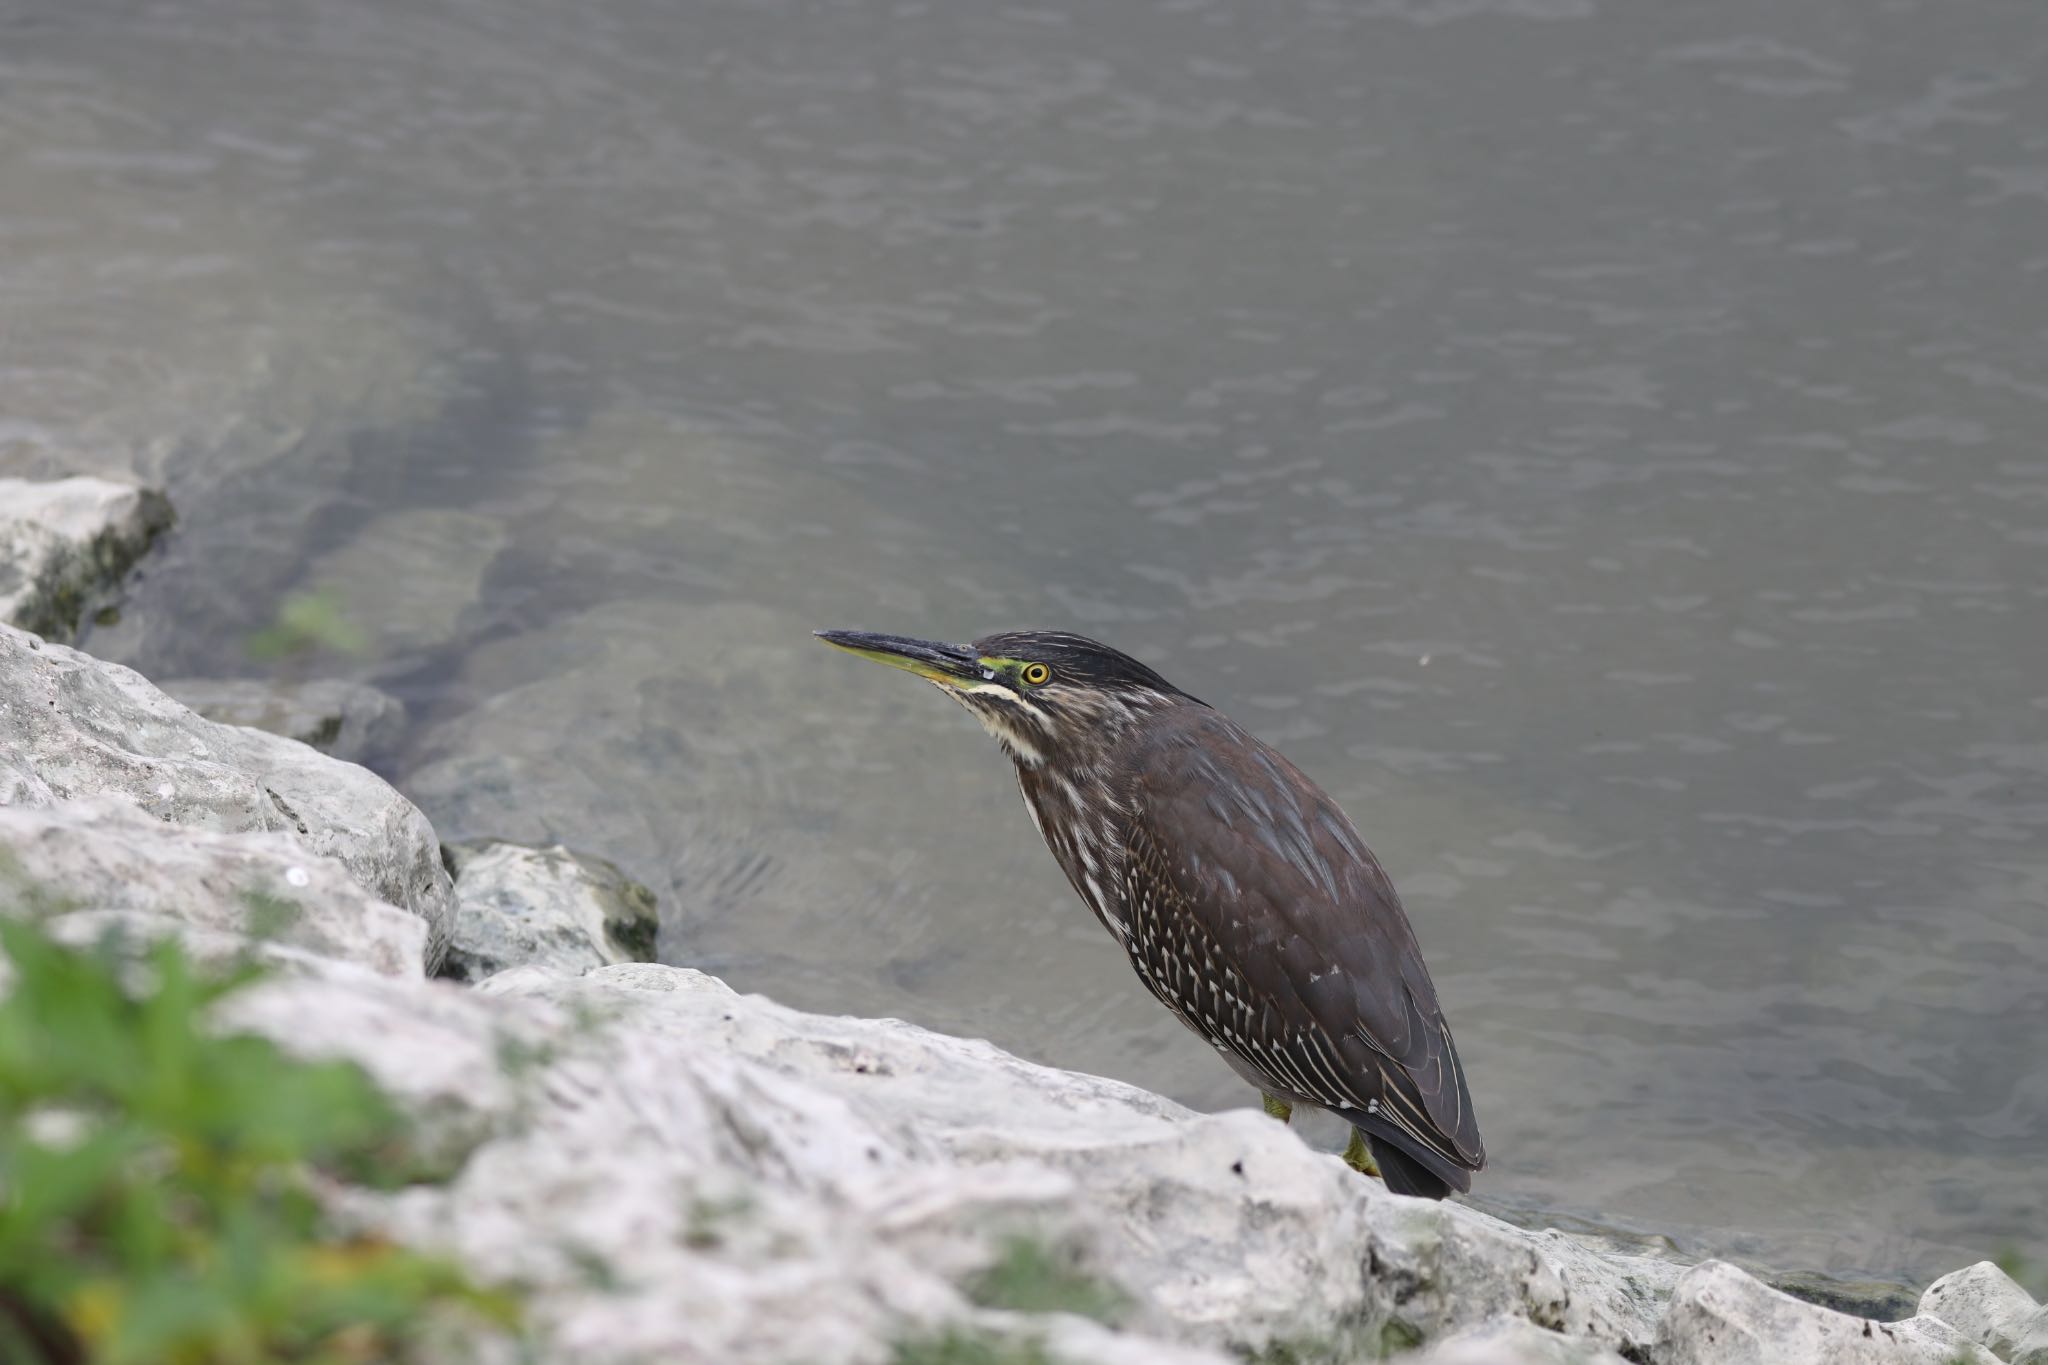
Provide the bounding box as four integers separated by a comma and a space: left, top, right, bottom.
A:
1112, 707, 1484, 1177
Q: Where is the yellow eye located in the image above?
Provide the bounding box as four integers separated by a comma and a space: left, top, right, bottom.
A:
1020, 662, 1051, 685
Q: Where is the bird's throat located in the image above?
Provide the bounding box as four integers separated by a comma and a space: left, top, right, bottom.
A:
945, 686, 1048, 767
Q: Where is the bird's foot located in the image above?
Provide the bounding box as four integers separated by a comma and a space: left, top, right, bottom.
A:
1261, 1092, 1294, 1123
1342, 1126, 1383, 1179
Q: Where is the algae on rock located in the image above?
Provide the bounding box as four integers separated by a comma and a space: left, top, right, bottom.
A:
0, 475, 172, 644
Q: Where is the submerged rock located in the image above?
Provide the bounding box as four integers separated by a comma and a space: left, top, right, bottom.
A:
158, 676, 407, 765
298, 506, 508, 665
0, 475, 172, 643
0, 623, 453, 969
439, 838, 660, 983
402, 598, 1061, 1019
0, 163, 465, 682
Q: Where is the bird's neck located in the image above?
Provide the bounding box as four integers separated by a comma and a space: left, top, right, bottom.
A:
1015, 755, 1128, 939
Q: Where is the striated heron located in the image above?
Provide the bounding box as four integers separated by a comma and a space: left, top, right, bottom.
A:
816, 628, 1485, 1199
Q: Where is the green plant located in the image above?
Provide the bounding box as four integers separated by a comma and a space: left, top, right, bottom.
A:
0, 913, 516, 1363
966, 1236, 1125, 1325
244, 589, 368, 664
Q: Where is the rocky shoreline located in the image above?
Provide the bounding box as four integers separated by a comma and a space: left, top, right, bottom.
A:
1, 475, 2042, 1365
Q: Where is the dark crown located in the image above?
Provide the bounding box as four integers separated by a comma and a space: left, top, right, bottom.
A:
970, 630, 1195, 700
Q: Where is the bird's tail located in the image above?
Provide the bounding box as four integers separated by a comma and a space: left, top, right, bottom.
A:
1367, 1135, 1457, 1201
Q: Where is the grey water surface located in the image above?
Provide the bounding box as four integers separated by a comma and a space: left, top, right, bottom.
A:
3, 0, 2044, 1291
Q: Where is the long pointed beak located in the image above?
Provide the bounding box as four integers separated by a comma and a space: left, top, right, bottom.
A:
814, 629, 981, 687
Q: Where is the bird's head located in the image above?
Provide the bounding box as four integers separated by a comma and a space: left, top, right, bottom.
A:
815, 628, 1197, 768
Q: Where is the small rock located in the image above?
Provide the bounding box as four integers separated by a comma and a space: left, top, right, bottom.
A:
0, 475, 172, 643
437, 838, 660, 983
1918, 1260, 2041, 1357
159, 675, 406, 764
1657, 1260, 1998, 1365
0, 797, 427, 978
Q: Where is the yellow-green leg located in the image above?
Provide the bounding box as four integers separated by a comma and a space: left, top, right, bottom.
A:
1261, 1092, 1294, 1123
1342, 1126, 1383, 1179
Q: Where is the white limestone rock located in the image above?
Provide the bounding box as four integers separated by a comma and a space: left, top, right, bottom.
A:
506, 964, 1684, 1360
113, 935, 1973, 1365
213, 959, 1687, 1365
1030, 1316, 1234, 1365
0, 475, 172, 643
1397, 1316, 1632, 1364
2016, 1307, 2048, 1365
438, 838, 660, 983
1363, 1200, 1681, 1359
44, 912, 406, 985
0, 798, 426, 978
218, 967, 1062, 1365
0, 623, 453, 969
1918, 1260, 2041, 1359
158, 676, 407, 765
1656, 1261, 1998, 1365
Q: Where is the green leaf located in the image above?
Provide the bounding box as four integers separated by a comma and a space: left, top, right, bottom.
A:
0, 900, 524, 1362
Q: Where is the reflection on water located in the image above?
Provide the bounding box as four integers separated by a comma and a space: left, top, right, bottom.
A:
3, 0, 2044, 1289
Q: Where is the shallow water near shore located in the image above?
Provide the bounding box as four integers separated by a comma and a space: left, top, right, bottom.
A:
3, 0, 2044, 1291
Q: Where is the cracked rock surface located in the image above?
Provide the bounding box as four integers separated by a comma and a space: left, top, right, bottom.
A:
0, 796, 426, 979
0, 622, 453, 969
